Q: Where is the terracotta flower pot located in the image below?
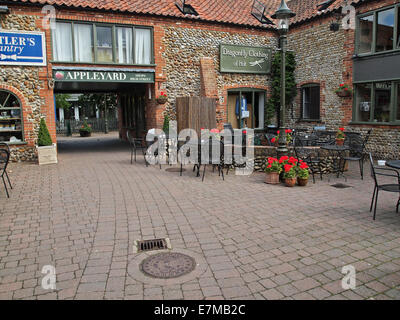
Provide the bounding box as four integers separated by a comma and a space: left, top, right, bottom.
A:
336, 138, 344, 146
285, 178, 297, 187
265, 172, 280, 184
297, 177, 308, 186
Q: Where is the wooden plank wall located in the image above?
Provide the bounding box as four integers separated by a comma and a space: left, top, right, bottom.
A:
176, 97, 216, 137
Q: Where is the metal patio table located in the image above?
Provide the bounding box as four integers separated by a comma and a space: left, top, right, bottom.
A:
386, 160, 400, 170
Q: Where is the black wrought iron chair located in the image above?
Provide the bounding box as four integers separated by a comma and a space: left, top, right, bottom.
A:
201, 140, 225, 182
265, 133, 276, 146
343, 129, 371, 180
294, 146, 324, 183
126, 131, 146, 164
0, 143, 12, 190
0, 149, 11, 198
368, 153, 400, 220
313, 130, 336, 146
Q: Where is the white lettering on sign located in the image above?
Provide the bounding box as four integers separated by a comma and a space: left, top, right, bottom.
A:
63, 71, 142, 82
0, 35, 36, 56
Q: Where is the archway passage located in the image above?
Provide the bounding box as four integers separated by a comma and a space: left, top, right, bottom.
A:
54, 80, 148, 156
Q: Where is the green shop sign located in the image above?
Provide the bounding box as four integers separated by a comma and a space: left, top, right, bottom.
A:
53, 70, 154, 83
220, 44, 272, 74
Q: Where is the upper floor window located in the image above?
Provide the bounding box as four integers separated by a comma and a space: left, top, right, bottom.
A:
301, 84, 320, 121
356, 5, 400, 55
52, 21, 153, 65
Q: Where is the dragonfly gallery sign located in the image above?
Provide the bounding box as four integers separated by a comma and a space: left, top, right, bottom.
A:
0, 30, 46, 66
220, 44, 272, 74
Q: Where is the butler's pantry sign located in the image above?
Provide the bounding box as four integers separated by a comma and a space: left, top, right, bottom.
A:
0, 30, 46, 66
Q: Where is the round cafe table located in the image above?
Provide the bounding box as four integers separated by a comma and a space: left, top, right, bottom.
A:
386, 160, 400, 169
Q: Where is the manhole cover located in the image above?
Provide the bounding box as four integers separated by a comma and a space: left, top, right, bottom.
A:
331, 183, 352, 189
165, 167, 186, 173
140, 252, 196, 279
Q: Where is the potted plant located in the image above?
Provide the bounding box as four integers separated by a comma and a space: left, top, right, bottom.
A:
79, 121, 92, 137
264, 157, 282, 184
283, 163, 297, 187
156, 91, 168, 104
37, 118, 57, 165
272, 129, 293, 147
336, 127, 345, 146
297, 160, 310, 186
335, 83, 352, 97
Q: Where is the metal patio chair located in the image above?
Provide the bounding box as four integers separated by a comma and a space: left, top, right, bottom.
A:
0, 149, 11, 198
368, 153, 400, 220
343, 130, 371, 180
294, 146, 324, 183
0, 143, 12, 190
126, 131, 145, 164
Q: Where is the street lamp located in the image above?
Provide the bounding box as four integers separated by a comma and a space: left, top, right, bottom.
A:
271, 0, 295, 157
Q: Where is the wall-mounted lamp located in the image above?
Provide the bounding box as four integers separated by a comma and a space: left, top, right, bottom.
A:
0, 6, 10, 14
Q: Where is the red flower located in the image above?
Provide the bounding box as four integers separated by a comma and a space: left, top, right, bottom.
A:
288, 157, 298, 164
271, 137, 276, 143
339, 127, 345, 131
300, 162, 309, 169
210, 128, 219, 133
340, 84, 344, 87
285, 129, 292, 134
267, 164, 272, 168
284, 164, 292, 172
243, 130, 247, 134
344, 87, 348, 91
277, 130, 280, 134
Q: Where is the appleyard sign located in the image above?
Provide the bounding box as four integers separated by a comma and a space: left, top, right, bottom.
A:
53, 70, 155, 83
0, 30, 46, 66
220, 44, 272, 74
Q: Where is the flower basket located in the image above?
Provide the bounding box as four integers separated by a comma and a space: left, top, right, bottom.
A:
336, 90, 351, 98
265, 172, 280, 184
156, 91, 168, 104
156, 96, 168, 104
285, 178, 297, 187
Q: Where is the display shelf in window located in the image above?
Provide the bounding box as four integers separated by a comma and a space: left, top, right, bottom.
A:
0, 90, 24, 143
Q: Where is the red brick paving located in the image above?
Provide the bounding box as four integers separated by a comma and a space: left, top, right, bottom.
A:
0, 133, 400, 300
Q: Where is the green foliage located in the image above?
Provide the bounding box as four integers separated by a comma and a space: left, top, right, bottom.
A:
37, 118, 52, 146
79, 120, 92, 133
265, 51, 297, 126
78, 93, 118, 116
162, 114, 170, 133
55, 94, 71, 109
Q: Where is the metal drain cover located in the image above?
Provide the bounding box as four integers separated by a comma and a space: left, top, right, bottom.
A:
331, 183, 352, 189
140, 252, 196, 279
165, 167, 186, 173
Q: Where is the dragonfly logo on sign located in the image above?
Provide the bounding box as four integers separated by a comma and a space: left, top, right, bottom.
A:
0, 30, 46, 66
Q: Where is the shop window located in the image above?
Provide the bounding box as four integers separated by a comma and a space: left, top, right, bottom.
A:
355, 83, 372, 122
358, 14, 374, 54
353, 81, 400, 123
301, 85, 320, 120
397, 83, 400, 120
374, 82, 392, 122
51, 22, 73, 62
0, 90, 23, 143
74, 23, 94, 62
52, 21, 153, 65
376, 8, 395, 53
227, 90, 265, 129
96, 26, 113, 63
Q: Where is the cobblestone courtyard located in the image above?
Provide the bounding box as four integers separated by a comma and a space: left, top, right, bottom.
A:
0, 133, 400, 300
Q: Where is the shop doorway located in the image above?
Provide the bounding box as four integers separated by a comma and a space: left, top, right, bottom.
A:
227, 89, 265, 130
